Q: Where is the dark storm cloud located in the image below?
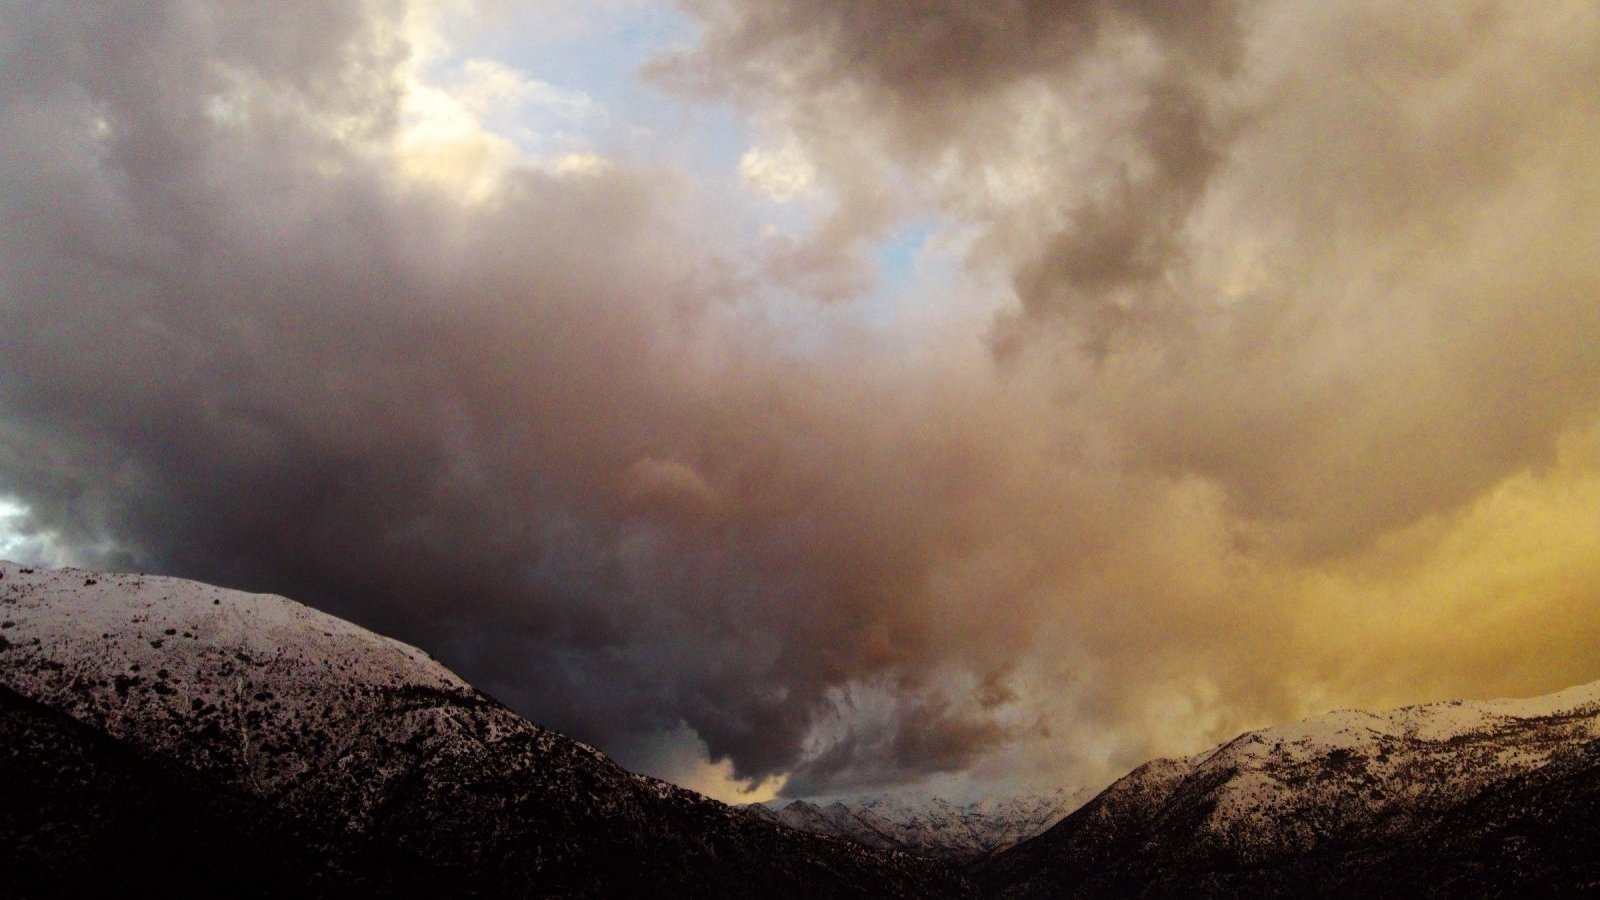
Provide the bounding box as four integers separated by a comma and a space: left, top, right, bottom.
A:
779, 688, 1019, 798
0, 0, 1054, 789
665, 0, 1241, 127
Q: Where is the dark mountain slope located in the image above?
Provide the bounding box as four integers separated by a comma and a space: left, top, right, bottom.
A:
982, 685, 1600, 897
14, 557, 1600, 898
1356, 734, 1600, 894
0, 683, 345, 898
0, 561, 965, 898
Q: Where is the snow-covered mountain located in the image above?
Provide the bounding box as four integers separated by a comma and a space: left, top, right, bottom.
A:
984, 682, 1600, 897
0, 561, 964, 897
10, 557, 1600, 896
747, 788, 1088, 858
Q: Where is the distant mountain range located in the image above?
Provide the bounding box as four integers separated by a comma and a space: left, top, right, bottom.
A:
747, 788, 1088, 858
5, 560, 1600, 896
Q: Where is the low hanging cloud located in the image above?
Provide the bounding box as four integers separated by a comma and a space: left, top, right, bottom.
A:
3, 0, 1600, 800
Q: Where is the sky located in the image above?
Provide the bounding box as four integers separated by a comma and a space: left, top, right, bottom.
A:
1, 0, 1598, 803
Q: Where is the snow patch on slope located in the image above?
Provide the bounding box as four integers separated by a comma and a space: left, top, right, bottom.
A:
1087, 676, 1600, 859
0, 560, 555, 830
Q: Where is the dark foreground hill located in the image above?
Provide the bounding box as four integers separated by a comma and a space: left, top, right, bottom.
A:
0, 561, 964, 898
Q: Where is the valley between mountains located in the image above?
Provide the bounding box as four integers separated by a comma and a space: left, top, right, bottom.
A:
4, 560, 1600, 897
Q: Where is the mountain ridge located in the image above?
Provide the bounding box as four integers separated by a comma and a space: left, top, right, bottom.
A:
983, 675, 1600, 896
8, 559, 1600, 896
0, 560, 966, 897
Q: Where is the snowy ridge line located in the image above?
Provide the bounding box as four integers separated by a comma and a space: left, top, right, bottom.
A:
981, 666, 1600, 897
0, 560, 968, 897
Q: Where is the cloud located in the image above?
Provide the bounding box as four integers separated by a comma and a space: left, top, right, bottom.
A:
668, 0, 1600, 549
3, 0, 1600, 801
739, 138, 816, 203
655, 0, 1243, 336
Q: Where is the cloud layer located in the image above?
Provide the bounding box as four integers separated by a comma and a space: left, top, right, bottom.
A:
3, 0, 1598, 797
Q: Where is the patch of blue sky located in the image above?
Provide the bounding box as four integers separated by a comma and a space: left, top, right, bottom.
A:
433, 2, 749, 177
878, 219, 939, 294
424, 3, 963, 354
858, 218, 948, 330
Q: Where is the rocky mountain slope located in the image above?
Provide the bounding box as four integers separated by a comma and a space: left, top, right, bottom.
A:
10, 557, 1600, 897
983, 680, 1600, 897
0, 561, 966, 898
748, 789, 1087, 858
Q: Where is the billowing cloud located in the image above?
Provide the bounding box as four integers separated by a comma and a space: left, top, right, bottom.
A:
669, 0, 1600, 552
2, 0, 1599, 801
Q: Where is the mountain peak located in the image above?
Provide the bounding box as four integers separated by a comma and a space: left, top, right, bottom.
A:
984, 677, 1600, 896
0, 561, 966, 897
